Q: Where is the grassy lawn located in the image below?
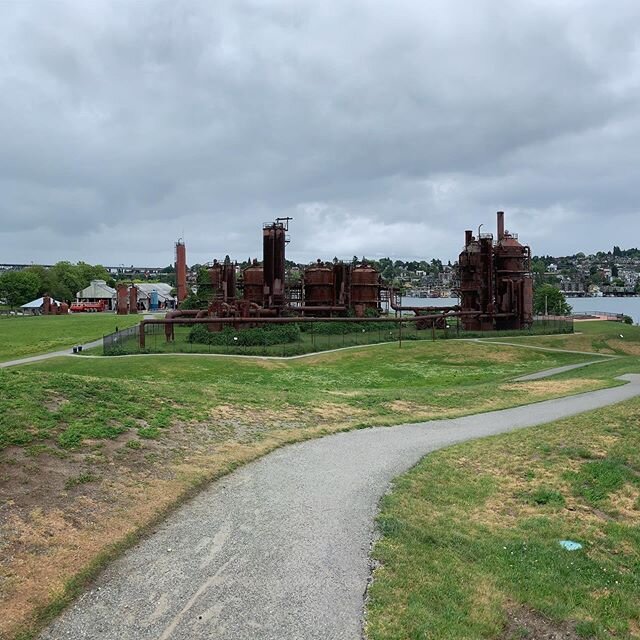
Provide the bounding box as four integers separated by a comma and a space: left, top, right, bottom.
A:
0, 322, 638, 638
366, 397, 640, 640
481, 320, 640, 357
0, 314, 140, 362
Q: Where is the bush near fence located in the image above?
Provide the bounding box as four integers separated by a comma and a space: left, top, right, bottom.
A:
300, 320, 398, 335
187, 323, 300, 346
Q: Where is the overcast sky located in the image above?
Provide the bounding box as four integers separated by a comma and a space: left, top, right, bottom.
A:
1, 0, 639, 267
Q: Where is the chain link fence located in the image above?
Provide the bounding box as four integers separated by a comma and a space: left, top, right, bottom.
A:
103, 315, 573, 357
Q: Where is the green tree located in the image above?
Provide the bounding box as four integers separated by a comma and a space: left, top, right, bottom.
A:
0, 271, 40, 308
533, 284, 572, 316
23, 265, 51, 296
48, 262, 84, 302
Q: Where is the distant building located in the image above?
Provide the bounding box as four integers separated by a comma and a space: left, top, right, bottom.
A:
20, 296, 63, 315
76, 279, 117, 310
134, 283, 176, 311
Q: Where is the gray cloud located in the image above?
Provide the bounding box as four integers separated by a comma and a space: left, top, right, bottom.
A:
1, 0, 640, 266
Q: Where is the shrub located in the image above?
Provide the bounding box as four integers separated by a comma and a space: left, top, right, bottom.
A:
187, 323, 301, 346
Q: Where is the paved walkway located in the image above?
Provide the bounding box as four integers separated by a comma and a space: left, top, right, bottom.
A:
513, 360, 616, 381
0, 339, 103, 369
40, 375, 640, 640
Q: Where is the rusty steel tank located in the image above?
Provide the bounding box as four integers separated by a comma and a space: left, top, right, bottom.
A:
493, 211, 533, 330
243, 259, 264, 306
210, 259, 236, 301
457, 230, 495, 331
350, 264, 381, 317
263, 219, 289, 309
304, 260, 335, 307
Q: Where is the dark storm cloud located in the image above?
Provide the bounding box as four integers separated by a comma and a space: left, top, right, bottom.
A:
1, 0, 639, 265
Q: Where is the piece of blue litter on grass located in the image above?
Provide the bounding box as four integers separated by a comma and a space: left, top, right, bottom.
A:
559, 540, 582, 551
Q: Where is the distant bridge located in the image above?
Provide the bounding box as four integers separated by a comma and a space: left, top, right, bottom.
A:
0, 263, 168, 275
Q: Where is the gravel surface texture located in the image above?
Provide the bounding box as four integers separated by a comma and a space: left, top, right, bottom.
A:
39, 375, 640, 640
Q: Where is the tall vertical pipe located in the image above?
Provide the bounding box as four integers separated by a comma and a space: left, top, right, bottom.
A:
465, 230, 473, 246
497, 211, 505, 241
129, 285, 138, 314
175, 240, 187, 304
116, 283, 129, 315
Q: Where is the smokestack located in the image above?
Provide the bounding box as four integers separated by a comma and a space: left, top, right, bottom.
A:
497, 211, 505, 241
176, 240, 187, 303
465, 230, 473, 246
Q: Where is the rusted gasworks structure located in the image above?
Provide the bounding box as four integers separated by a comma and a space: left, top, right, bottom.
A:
146, 210, 535, 346
457, 211, 533, 330
162, 217, 386, 338
262, 219, 288, 310
302, 260, 381, 317
209, 257, 236, 302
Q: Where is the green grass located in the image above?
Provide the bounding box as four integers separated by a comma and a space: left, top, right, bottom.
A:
2, 321, 639, 640
0, 314, 140, 362
0, 340, 606, 452
481, 320, 640, 356
366, 397, 640, 640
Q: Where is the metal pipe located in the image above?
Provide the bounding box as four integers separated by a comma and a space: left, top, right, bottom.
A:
294, 306, 347, 313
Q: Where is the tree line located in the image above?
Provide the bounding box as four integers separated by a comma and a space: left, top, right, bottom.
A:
0, 262, 114, 308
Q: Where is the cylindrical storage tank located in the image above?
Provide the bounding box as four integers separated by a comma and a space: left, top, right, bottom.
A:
210, 262, 223, 297
150, 290, 159, 311
129, 285, 138, 314
494, 234, 530, 330
457, 237, 482, 331
43, 295, 51, 315
350, 265, 380, 314
304, 261, 334, 307
263, 222, 286, 308
116, 284, 129, 315
243, 263, 264, 305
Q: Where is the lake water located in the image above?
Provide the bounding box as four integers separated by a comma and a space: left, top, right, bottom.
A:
400, 296, 640, 324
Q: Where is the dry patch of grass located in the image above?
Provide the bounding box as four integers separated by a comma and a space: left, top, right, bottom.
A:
501, 603, 583, 640
607, 339, 640, 357
607, 485, 640, 523
499, 378, 603, 397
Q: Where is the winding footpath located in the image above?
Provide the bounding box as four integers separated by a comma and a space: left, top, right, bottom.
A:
40, 374, 640, 640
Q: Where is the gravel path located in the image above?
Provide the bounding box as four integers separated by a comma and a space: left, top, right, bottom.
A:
39, 374, 640, 640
